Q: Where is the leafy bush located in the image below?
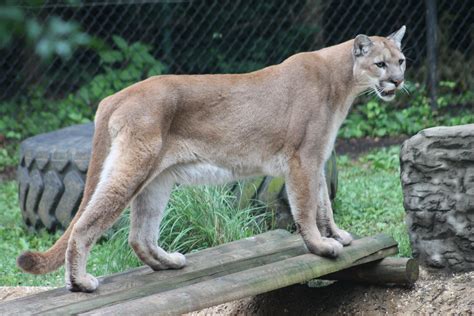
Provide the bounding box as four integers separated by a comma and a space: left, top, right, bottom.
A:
0, 4, 90, 59
84, 36, 167, 103
340, 81, 474, 138
0, 147, 17, 172
0, 36, 166, 142
359, 147, 400, 171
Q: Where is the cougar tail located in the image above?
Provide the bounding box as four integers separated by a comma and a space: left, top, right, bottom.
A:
17, 100, 115, 274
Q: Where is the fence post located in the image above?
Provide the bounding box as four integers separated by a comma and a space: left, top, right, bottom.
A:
425, 0, 438, 110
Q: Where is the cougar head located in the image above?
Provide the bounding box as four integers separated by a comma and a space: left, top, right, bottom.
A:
352, 26, 406, 101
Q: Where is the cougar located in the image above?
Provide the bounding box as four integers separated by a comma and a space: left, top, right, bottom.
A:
17, 26, 406, 292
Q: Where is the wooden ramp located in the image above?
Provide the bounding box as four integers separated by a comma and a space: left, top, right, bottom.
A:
0, 230, 416, 315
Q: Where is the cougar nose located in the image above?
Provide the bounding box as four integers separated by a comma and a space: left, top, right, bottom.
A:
391, 78, 404, 87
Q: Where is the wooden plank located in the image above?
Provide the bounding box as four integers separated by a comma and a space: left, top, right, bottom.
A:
3, 231, 398, 316
323, 257, 419, 285
0, 229, 296, 315
75, 234, 397, 315
39, 239, 307, 315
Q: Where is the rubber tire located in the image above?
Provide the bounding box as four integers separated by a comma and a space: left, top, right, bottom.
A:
18, 123, 94, 232
17, 123, 337, 232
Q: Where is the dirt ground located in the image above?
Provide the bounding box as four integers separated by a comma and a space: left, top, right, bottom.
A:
335, 135, 409, 157
189, 267, 473, 315
2, 268, 472, 315
0, 165, 15, 182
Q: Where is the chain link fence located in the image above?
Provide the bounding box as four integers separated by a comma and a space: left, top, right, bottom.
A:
1, 0, 473, 127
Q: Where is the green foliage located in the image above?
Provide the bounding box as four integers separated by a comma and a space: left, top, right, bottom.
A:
162, 185, 272, 252
0, 181, 65, 286
0, 5, 24, 48
340, 81, 474, 138
87, 36, 167, 100
99, 185, 273, 273
334, 148, 411, 257
0, 145, 17, 172
0, 37, 166, 142
0, 3, 90, 59
359, 147, 400, 171
28, 16, 91, 60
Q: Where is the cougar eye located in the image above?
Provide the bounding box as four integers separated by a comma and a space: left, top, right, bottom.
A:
375, 62, 386, 68
399, 59, 405, 65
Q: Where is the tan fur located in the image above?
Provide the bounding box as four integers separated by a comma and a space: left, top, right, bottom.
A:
17, 27, 406, 292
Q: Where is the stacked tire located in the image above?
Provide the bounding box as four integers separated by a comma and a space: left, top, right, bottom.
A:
18, 123, 94, 231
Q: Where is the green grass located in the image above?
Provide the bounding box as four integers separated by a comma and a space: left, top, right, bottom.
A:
0, 147, 410, 286
93, 185, 272, 275
0, 181, 64, 286
334, 147, 411, 257
0, 145, 17, 172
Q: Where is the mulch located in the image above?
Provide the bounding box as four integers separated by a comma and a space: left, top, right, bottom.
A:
335, 135, 409, 157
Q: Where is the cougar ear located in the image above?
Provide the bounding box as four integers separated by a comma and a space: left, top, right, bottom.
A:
387, 25, 406, 49
353, 34, 373, 57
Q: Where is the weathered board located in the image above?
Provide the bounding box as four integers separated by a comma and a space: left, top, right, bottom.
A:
323, 257, 419, 285
0, 230, 402, 315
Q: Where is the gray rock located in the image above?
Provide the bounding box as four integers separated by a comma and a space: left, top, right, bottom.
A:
400, 124, 474, 271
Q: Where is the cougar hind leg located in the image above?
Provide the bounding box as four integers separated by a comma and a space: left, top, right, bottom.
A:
65, 130, 162, 292
129, 172, 186, 271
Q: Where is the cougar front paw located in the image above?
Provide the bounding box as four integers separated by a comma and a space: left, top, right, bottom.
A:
146, 251, 186, 271
306, 237, 343, 258
67, 273, 99, 293
169, 252, 186, 269
333, 228, 353, 246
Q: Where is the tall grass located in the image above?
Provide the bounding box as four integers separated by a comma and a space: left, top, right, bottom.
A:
163, 185, 272, 251
90, 185, 274, 274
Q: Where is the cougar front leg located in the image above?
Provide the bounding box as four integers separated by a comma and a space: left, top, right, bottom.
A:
317, 171, 353, 246
285, 158, 342, 258
129, 173, 186, 271
66, 134, 159, 292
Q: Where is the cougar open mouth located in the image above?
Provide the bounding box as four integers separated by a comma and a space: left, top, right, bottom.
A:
381, 89, 396, 97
